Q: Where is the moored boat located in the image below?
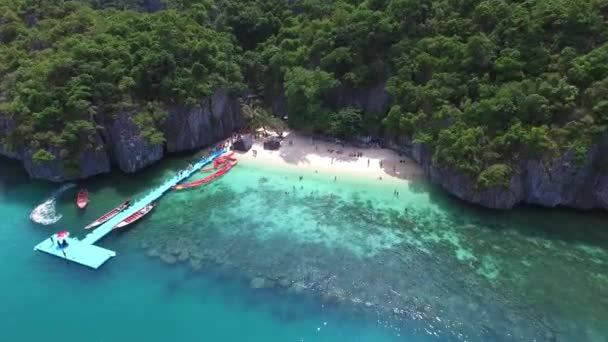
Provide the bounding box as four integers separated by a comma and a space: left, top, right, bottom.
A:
112, 201, 157, 230
77, 189, 89, 209
84, 200, 131, 230
172, 158, 237, 190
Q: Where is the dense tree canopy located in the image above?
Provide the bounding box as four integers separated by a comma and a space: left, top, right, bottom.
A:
1, 0, 608, 187
0, 0, 242, 161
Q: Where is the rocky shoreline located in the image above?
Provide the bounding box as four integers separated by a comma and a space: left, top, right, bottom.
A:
388, 136, 608, 210
2, 84, 608, 211
0, 89, 243, 182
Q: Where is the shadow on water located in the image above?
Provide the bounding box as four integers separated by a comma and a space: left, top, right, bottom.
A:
0, 156, 31, 191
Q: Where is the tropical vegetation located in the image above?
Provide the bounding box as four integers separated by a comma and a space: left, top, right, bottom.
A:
1, 0, 607, 188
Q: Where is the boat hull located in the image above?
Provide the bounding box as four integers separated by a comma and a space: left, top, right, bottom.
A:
84, 200, 130, 230
77, 190, 89, 209
172, 153, 237, 190
112, 202, 157, 229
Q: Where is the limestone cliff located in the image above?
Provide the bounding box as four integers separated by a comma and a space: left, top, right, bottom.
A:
163, 89, 243, 153
0, 90, 242, 181
398, 137, 608, 210
106, 109, 164, 173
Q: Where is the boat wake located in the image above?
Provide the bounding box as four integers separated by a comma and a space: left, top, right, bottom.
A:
30, 183, 76, 225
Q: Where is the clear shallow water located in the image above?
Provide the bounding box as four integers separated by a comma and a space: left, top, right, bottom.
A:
0, 155, 607, 341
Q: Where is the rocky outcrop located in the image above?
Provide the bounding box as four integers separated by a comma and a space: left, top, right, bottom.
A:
399, 137, 608, 210
19, 143, 111, 182
163, 89, 243, 153
0, 89, 243, 181
0, 115, 19, 159
107, 110, 164, 173
233, 133, 253, 152
0, 115, 111, 182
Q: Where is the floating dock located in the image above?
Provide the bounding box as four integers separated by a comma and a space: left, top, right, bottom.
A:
34, 149, 226, 269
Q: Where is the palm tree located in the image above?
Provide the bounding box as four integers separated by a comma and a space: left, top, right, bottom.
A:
240, 100, 283, 137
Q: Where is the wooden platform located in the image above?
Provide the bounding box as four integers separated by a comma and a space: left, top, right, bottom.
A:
33, 149, 226, 269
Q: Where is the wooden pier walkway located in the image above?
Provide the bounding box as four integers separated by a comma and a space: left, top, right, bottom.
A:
34, 149, 226, 269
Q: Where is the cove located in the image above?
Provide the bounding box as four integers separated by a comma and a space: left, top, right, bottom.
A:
0, 155, 606, 341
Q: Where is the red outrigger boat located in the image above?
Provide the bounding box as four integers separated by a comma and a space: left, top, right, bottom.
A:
77, 189, 89, 209
172, 156, 237, 190
112, 201, 157, 230
84, 200, 131, 230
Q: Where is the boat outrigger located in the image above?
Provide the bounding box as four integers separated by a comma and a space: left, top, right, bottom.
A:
171, 152, 237, 190
112, 201, 157, 229
84, 200, 131, 230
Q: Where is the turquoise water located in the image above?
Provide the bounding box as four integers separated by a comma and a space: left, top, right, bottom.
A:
1, 154, 607, 341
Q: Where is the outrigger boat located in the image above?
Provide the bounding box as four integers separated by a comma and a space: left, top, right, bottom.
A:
77, 189, 89, 209
172, 155, 237, 190
112, 201, 157, 229
84, 200, 131, 230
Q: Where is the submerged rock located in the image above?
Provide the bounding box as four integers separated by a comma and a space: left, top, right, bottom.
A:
160, 253, 177, 264
250, 277, 270, 289
290, 281, 307, 294
190, 258, 203, 270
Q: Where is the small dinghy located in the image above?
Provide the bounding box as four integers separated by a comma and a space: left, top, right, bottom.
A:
112, 201, 157, 230
77, 189, 89, 209
84, 200, 131, 230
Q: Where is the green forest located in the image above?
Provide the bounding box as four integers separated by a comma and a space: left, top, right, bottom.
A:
1, 0, 608, 187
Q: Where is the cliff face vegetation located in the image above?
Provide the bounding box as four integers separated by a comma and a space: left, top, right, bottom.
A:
0, 0, 243, 179
1, 0, 608, 209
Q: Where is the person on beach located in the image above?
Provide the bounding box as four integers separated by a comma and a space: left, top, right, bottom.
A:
380, 160, 383, 168
299, 176, 303, 181
334, 176, 337, 182
367, 159, 370, 167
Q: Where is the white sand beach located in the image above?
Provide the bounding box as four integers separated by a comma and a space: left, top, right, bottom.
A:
233, 131, 425, 183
